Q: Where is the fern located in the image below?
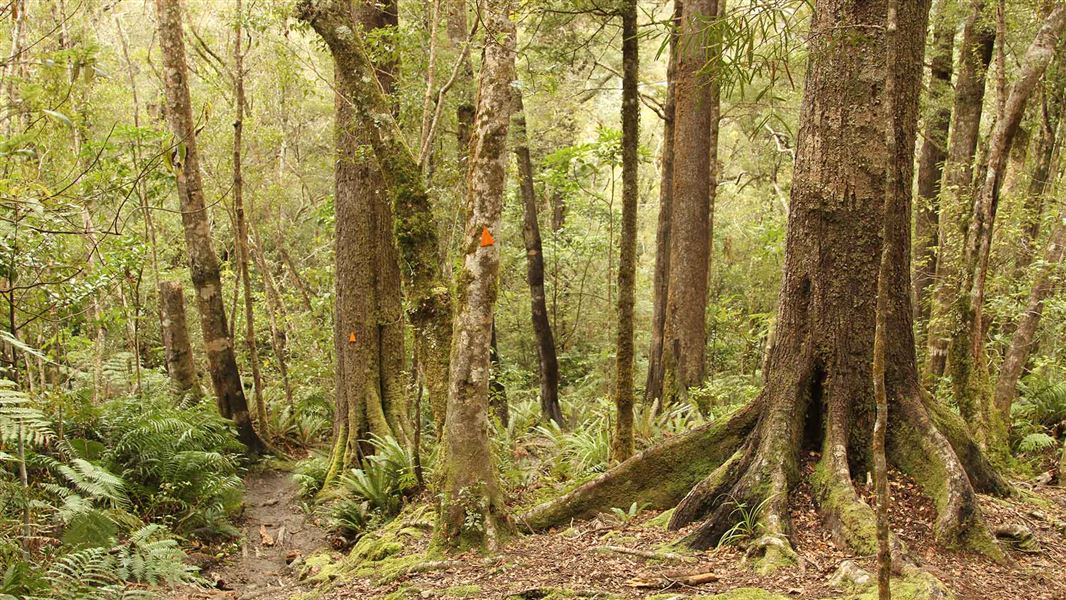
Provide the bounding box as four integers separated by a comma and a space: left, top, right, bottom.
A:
1017, 432, 1057, 453
0, 379, 54, 446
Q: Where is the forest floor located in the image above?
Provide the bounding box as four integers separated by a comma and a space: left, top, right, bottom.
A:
166, 465, 329, 600
308, 462, 1066, 600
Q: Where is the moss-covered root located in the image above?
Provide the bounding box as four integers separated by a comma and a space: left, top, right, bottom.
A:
518, 403, 757, 531
889, 393, 1002, 560
679, 415, 799, 574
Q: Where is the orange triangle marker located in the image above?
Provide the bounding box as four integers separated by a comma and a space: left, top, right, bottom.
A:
348, 332, 357, 344
480, 226, 495, 247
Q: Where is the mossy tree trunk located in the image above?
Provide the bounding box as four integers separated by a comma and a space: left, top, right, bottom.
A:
924, 0, 995, 379
318, 0, 411, 486
298, 0, 454, 447
155, 0, 263, 453
611, 0, 639, 463
522, 0, 1011, 567
950, 5, 1066, 449
437, 0, 516, 551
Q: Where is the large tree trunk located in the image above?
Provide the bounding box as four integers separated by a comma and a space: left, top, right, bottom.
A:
993, 209, 1066, 429
299, 0, 453, 462
512, 91, 563, 426
660, 0, 717, 404
611, 0, 639, 464
522, 0, 1010, 566
159, 281, 202, 401
925, 0, 995, 379
231, 0, 266, 436
437, 0, 516, 550
321, 0, 410, 485
951, 4, 1066, 448
912, 0, 956, 322
644, 0, 682, 406
155, 0, 263, 453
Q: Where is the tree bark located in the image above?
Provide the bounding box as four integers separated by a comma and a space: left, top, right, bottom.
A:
300, 0, 453, 443
512, 90, 563, 425
925, 0, 995, 378
645, 0, 682, 406
1016, 67, 1065, 273
248, 232, 295, 409
437, 0, 516, 551
661, 0, 718, 404
913, 0, 956, 322
952, 4, 1066, 447
993, 207, 1066, 428
315, 0, 410, 484
611, 0, 639, 464
154, 0, 263, 452
232, 0, 267, 436
522, 0, 1009, 566
159, 281, 202, 401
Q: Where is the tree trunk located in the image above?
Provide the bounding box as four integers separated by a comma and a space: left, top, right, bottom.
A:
645, 0, 682, 406
232, 0, 267, 436
925, 0, 995, 379
489, 321, 508, 426
993, 208, 1066, 429
952, 4, 1066, 448
913, 0, 956, 322
1016, 71, 1065, 273
660, 0, 717, 404
154, 0, 263, 453
521, 0, 1010, 567
248, 232, 295, 409
319, 0, 410, 484
437, 0, 516, 551
159, 281, 202, 401
298, 0, 454, 450
611, 0, 639, 464
512, 91, 563, 426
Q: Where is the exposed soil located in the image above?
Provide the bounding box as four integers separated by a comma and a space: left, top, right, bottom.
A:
168, 467, 329, 600
317, 470, 1066, 600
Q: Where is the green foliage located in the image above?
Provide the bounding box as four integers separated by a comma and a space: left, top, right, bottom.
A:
318, 436, 418, 536
535, 417, 611, 476
717, 495, 774, 549
1012, 370, 1066, 459
293, 453, 330, 498
608, 501, 645, 524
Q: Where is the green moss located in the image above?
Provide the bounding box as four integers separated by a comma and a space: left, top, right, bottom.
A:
689, 588, 791, 599
810, 460, 878, 555
443, 585, 482, 597
851, 571, 955, 600
646, 508, 675, 529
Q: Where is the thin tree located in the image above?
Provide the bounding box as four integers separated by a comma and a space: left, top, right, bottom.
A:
158, 281, 202, 400
512, 90, 563, 425
994, 203, 1066, 432
951, 4, 1066, 448
154, 0, 263, 452
438, 0, 517, 550
611, 0, 639, 463
521, 0, 1011, 567
645, 0, 682, 406
231, 0, 266, 435
913, 0, 957, 321
925, 0, 995, 378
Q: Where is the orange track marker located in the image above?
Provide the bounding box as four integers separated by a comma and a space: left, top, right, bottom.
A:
348, 332, 357, 344
480, 226, 495, 247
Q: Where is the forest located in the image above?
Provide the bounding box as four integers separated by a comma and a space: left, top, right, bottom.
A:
1, 0, 1065, 597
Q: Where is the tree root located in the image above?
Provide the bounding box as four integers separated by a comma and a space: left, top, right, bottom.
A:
518, 403, 757, 530
594, 545, 696, 563
889, 393, 1003, 559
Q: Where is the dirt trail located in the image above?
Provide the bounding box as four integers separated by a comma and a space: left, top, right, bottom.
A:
176, 467, 329, 600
